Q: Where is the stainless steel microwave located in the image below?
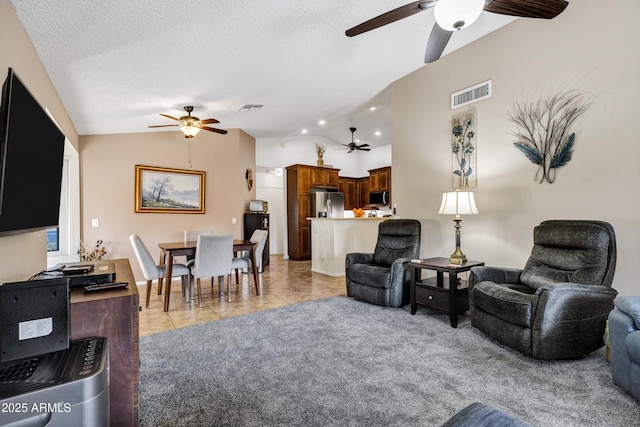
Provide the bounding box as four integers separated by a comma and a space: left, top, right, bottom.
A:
369, 191, 389, 205
249, 200, 268, 212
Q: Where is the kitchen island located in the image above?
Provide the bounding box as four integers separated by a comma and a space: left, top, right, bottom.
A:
309, 217, 389, 277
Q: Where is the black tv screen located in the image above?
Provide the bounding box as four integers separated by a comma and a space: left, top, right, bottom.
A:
0, 68, 65, 236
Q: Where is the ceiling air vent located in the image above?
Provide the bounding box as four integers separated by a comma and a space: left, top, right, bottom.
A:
239, 104, 263, 112
451, 80, 491, 109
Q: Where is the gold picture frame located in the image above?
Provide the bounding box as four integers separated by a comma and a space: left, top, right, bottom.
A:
135, 165, 205, 214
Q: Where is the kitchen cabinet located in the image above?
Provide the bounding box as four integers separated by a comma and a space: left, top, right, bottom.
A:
286, 164, 340, 260
311, 167, 339, 188
338, 177, 358, 210
358, 177, 370, 207
369, 166, 391, 192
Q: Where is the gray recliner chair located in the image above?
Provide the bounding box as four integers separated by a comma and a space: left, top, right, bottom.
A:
469, 220, 617, 360
608, 296, 640, 401
345, 219, 421, 307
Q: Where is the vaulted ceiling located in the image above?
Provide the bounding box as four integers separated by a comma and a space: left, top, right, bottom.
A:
10, 0, 516, 147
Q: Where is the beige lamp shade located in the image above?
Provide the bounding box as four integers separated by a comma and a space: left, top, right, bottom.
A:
438, 190, 478, 265
438, 191, 478, 217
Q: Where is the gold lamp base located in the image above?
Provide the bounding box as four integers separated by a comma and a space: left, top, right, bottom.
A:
449, 249, 467, 265
449, 217, 467, 265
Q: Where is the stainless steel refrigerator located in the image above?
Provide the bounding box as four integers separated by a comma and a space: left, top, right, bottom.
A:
311, 191, 345, 218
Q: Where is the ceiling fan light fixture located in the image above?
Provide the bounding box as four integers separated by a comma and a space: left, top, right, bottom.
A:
180, 124, 200, 138
434, 0, 484, 31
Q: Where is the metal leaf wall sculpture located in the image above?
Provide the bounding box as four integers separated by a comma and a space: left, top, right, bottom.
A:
508, 91, 590, 183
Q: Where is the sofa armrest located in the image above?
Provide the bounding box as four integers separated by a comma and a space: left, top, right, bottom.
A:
345, 253, 373, 280
614, 296, 640, 329
389, 257, 411, 279
534, 283, 618, 321
469, 266, 522, 292
441, 402, 530, 427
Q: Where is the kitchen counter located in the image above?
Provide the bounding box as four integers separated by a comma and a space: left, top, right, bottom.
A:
309, 216, 389, 276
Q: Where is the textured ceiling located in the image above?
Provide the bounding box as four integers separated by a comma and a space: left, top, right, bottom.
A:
9, 0, 515, 147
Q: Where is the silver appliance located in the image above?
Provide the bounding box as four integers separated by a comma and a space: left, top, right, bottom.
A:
0, 337, 109, 427
311, 191, 344, 218
249, 199, 268, 212
369, 191, 389, 206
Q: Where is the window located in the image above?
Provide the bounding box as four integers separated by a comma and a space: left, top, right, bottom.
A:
47, 140, 80, 267
47, 227, 59, 251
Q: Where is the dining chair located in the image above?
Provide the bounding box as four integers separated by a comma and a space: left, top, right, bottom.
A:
191, 234, 234, 306
233, 229, 268, 291
184, 229, 213, 243
129, 234, 191, 309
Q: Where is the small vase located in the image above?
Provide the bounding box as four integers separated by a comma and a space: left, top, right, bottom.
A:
317, 154, 324, 167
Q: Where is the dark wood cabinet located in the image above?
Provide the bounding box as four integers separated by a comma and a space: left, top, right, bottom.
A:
358, 177, 370, 207
369, 166, 391, 192
310, 167, 339, 188
70, 258, 139, 427
286, 164, 339, 260
339, 177, 359, 210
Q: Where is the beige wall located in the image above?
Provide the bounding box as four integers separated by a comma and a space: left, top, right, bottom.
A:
0, 0, 79, 283
80, 128, 256, 281
391, 0, 639, 296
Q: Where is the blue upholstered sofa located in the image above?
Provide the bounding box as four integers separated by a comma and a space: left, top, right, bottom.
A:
608, 296, 640, 401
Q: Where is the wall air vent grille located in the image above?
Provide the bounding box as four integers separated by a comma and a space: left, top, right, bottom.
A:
239, 104, 263, 112
451, 80, 492, 109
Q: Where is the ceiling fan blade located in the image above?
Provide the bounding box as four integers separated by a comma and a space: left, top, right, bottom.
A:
358, 144, 370, 148
200, 125, 228, 135
200, 118, 220, 124
148, 124, 179, 128
483, 0, 568, 19
358, 148, 371, 151
159, 113, 181, 122
424, 24, 453, 63
347, 149, 354, 153
346, 0, 436, 37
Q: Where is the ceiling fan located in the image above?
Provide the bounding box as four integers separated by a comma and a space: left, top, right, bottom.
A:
342, 127, 371, 153
148, 106, 228, 138
346, 0, 569, 63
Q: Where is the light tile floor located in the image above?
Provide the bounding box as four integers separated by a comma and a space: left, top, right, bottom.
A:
138, 255, 346, 337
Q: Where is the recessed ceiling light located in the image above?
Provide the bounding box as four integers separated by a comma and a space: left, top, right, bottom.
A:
375, 131, 381, 136
369, 107, 377, 111
318, 119, 326, 125
301, 129, 308, 134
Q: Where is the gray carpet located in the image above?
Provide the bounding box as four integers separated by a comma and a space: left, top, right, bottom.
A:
139, 296, 639, 426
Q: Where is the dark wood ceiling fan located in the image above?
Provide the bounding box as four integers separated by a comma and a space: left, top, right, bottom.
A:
342, 127, 371, 153
346, 0, 569, 63
148, 106, 227, 138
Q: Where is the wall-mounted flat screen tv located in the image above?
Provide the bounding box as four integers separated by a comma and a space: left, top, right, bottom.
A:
0, 68, 65, 236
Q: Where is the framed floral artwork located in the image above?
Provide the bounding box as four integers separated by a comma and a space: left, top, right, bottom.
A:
135, 165, 205, 213
451, 113, 477, 189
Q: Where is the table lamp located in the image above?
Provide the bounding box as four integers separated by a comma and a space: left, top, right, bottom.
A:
438, 190, 478, 265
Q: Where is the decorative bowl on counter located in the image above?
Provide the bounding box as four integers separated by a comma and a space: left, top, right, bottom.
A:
353, 208, 365, 218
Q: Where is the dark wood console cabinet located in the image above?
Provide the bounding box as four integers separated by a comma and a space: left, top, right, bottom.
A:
70, 258, 139, 427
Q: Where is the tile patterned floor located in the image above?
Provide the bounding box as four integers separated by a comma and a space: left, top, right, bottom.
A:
138, 255, 346, 337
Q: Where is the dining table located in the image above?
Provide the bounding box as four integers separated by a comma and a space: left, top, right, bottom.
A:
157, 239, 259, 311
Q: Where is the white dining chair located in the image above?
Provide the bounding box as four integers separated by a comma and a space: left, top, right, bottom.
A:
233, 229, 268, 290
190, 234, 234, 306
184, 229, 213, 244
129, 234, 191, 309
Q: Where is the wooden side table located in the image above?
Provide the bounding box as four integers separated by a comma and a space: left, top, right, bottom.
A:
409, 257, 484, 328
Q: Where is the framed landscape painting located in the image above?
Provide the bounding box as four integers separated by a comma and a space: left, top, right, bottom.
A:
135, 165, 205, 213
